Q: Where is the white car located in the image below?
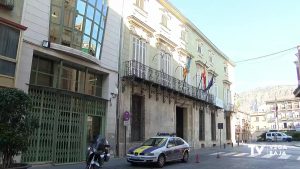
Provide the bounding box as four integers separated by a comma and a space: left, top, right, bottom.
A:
266, 132, 292, 142
127, 133, 190, 168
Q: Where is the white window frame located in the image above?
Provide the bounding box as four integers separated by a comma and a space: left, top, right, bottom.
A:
160, 51, 171, 85
135, 0, 144, 10
132, 36, 146, 78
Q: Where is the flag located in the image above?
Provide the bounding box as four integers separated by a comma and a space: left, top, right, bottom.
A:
204, 75, 214, 92
275, 97, 278, 117
201, 67, 206, 90
183, 57, 191, 81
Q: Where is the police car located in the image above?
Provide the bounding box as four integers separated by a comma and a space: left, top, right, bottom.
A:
127, 133, 190, 168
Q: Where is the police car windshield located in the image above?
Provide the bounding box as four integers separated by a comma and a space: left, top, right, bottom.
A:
142, 138, 166, 146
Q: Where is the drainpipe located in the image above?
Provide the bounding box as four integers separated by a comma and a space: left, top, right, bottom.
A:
115, 0, 125, 157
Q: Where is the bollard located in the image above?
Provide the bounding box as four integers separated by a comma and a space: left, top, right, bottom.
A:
217, 153, 220, 158
195, 154, 200, 163
224, 143, 226, 149
232, 143, 233, 147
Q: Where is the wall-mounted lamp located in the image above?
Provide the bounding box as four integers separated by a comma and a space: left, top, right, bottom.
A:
42, 40, 50, 48
51, 12, 58, 18
111, 92, 118, 99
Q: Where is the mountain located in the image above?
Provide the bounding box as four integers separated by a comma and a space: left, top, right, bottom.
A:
236, 85, 297, 113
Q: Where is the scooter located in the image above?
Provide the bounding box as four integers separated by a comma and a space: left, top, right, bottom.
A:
86, 136, 110, 169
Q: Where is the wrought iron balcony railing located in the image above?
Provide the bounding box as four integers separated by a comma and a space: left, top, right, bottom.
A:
0, 0, 14, 10
123, 60, 215, 105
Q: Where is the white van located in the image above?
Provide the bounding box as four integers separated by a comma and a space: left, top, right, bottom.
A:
265, 132, 292, 142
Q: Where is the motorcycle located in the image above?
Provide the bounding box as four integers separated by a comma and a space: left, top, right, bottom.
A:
86, 135, 110, 169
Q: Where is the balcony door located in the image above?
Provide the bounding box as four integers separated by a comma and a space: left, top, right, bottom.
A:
132, 36, 146, 78
160, 51, 171, 86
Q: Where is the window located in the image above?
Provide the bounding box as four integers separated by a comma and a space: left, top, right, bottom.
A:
0, 24, 20, 77
224, 66, 227, 73
0, 59, 16, 77
256, 117, 259, 122
167, 138, 176, 147
197, 44, 202, 54
175, 138, 184, 146
135, 0, 144, 10
211, 112, 216, 140
267, 133, 271, 137
209, 56, 213, 63
181, 30, 187, 42
161, 14, 168, 28
30, 56, 55, 87
256, 126, 259, 131
86, 73, 103, 97
160, 51, 171, 85
199, 110, 205, 140
0, 24, 20, 59
50, 0, 107, 58
132, 36, 146, 78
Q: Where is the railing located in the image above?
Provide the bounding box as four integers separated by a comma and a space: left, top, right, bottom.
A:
123, 60, 216, 105
0, 0, 14, 10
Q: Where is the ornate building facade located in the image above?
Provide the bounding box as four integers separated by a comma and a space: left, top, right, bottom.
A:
117, 0, 235, 156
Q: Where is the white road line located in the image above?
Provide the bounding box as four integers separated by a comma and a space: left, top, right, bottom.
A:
248, 154, 260, 157
278, 155, 291, 159
261, 154, 275, 158
297, 156, 300, 160
233, 153, 249, 157
222, 152, 237, 156
209, 152, 226, 155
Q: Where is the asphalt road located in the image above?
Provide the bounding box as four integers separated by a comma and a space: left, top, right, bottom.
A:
31, 142, 300, 169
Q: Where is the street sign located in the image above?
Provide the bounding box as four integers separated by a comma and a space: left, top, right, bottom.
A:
218, 123, 223, 129
124, 120, 130, 126
123, 111, 130, 121
123, 111, 130, 126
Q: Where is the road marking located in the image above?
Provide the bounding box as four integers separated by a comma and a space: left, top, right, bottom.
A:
248, 154, 260, 157
222, 152, 237, 156
297, 156, 300, 160
233, 153, 249, 157
261, 154, 275, 158
210, 152, 225, 155
278, 155, 291, 159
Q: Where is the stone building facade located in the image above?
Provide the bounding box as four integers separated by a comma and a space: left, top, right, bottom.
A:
250, 98, 300, 134
117, 0, 235, 156
0, 0, 122, 164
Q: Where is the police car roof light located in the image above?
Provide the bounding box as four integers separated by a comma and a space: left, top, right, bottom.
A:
156, 132, 177, 137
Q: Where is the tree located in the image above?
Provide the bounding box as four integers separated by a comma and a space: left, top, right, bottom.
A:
0, 88, 38, 168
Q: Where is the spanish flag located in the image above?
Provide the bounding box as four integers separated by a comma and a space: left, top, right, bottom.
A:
201, 67, 206, 90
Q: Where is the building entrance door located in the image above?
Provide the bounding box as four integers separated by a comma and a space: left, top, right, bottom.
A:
176, 106, 184, 139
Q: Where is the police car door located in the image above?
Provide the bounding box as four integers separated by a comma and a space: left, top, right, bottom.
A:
165, 138, 176, 161
174, 138, 185, 159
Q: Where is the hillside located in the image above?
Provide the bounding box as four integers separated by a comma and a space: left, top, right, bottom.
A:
236, 85, 297, 113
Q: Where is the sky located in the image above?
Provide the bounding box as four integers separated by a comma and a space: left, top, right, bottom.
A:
169, 0, 300, 93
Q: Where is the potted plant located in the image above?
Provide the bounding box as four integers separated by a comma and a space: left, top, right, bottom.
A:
0, 88, 38, 169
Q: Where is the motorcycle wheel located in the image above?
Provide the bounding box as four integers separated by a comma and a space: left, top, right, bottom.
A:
87, 164, 101, 169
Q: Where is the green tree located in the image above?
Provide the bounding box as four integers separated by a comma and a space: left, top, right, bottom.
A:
0, 88, 38, 168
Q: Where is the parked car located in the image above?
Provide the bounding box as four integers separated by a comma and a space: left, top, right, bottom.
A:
265, 132, 292, 142
127, 133, 190, 168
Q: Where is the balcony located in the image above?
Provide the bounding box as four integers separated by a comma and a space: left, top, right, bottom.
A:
0, 0, 14, 10
123, 60, 216, 105
224, 103, 234, 112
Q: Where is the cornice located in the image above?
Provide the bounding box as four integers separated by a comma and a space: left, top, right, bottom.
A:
156, 33, 177, 49
127, 15, 155, 35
